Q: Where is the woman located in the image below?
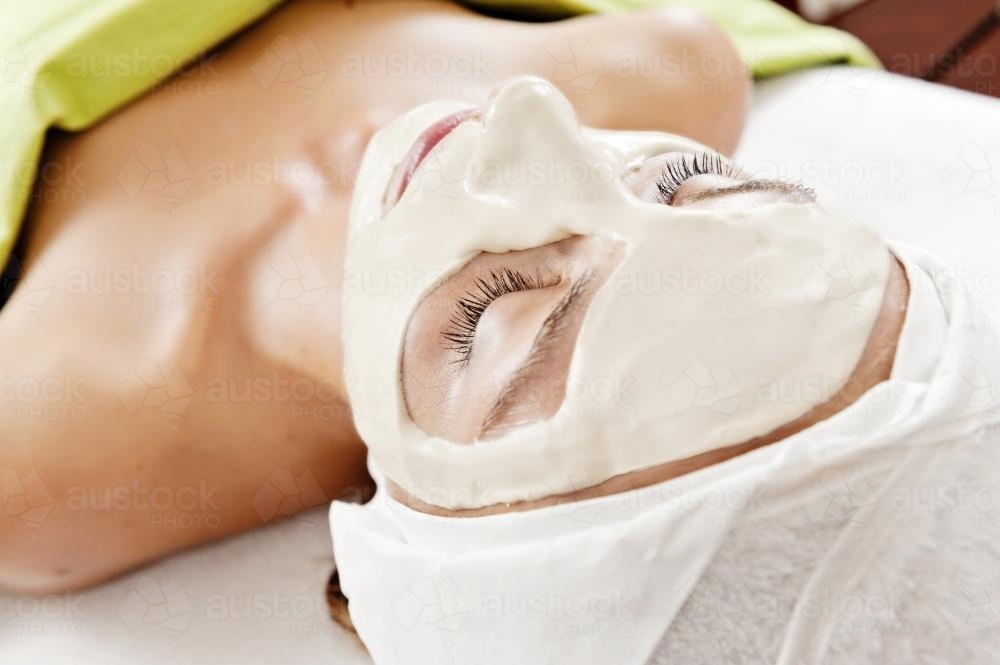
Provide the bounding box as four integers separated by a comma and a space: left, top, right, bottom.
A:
326, 73, 909, 662
326, 75, 999, 664
0, 0, 750, 592
9, 4, 1000, 663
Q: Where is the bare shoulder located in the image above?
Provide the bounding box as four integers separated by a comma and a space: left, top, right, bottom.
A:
524, 7, 751, 153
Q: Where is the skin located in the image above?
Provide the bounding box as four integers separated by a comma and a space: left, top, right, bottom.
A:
0, 0, 749, 592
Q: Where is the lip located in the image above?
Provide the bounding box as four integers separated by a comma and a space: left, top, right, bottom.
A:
381, 107, 483, 214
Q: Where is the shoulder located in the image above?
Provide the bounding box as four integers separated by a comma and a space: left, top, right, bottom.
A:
533, 7, 751, 154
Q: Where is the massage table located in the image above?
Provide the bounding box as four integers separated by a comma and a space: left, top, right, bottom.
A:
2, 65, 999, 664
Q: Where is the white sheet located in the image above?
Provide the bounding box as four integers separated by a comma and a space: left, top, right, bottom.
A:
3, 65, 999, 664
1, 508, 369, 664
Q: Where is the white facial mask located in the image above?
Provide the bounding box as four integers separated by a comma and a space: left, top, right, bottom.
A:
343, 76, 890, 509
333, 245, 1000, 665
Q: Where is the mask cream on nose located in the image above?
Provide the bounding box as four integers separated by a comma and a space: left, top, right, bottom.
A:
343, 76, 890, 510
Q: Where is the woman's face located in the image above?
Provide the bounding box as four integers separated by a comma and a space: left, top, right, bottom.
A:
343, 77, 889, 509
399, 142, 817, 446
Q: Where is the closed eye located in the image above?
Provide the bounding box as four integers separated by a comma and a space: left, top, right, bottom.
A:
442, 267, 550, 367
655, 151, 741, 205
402, 235, 622, 444
478, 270, 594, 437
649, 151, 816, 207
680, 178, 817, 204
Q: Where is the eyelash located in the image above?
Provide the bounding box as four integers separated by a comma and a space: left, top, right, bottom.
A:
442, 267, 543, 366
656, 151, 737, 205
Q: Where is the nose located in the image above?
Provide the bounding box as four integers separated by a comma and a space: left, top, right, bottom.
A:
483, 76, 579, 132
485, 75, 555, 106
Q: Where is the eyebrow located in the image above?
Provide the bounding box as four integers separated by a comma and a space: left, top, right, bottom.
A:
477, 270, 596, 438
684, 178, 816, 205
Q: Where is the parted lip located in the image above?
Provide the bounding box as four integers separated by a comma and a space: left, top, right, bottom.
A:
381, 107, 482, 215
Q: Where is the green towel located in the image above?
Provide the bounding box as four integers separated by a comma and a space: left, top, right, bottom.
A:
0, 0, 285, 280
465, 0, 879, 76
0, 0, 878, 274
